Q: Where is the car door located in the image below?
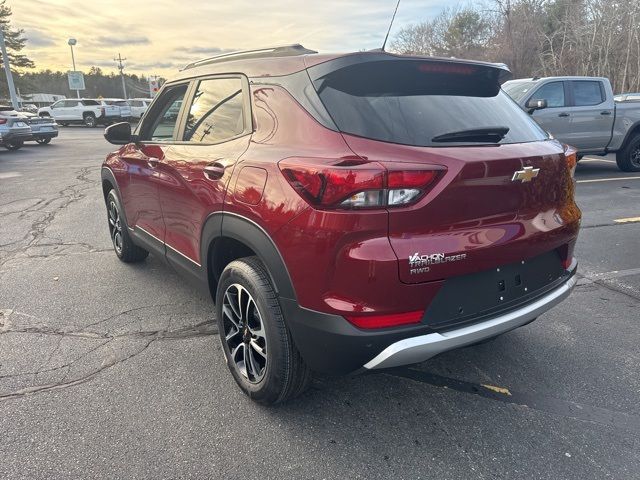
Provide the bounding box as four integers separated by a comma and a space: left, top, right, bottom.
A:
566, 80, 615, 150
50, 100, 70, 120
528, 81, 574, 145
154, 75, 252, 271
119, 83, 190, 247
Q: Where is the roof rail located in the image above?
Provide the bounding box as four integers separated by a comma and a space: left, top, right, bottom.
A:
181, 44, 317, 71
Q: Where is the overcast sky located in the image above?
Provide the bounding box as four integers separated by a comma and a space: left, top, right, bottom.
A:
12, 0, 451, 77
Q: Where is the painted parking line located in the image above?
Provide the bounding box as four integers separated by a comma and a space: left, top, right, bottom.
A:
577, 176, 640, 183
0, 172, 22, 180
614, 216, 640, 224
581, 158, 617, 164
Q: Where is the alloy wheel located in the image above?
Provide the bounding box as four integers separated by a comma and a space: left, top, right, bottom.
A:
221, 284, 268, 383
631, 145, 640, 168
108, 200, 123, 255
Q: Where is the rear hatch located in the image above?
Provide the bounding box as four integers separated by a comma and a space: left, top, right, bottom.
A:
308, 55, 580, 285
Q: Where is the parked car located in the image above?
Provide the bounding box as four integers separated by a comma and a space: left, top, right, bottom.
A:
22, 112, 58, 144
38, 99, 107, 127
102, 45, 580, 404
100, 98, 132, 121
19, 103, 38, 114
503, 76, 640, 171
126, 98, 153, 119
614, 92, 640, 103
0, 105, 32, 150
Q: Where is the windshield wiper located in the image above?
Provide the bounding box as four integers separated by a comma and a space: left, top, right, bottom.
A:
431, 127, 510, 143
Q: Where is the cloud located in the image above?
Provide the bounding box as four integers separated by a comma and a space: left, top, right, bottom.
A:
24, 29, 56, 48
95, 35, 150, 46
128, 61, 179, 70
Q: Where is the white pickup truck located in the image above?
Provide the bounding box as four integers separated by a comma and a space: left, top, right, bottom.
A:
38, 99, 117, 127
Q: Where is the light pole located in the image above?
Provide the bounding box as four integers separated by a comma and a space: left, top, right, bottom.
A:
68, 38, 80, 98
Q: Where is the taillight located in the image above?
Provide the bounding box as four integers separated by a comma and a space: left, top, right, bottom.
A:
564, 145, 578, 178
101, 107, 106, 116
345, 310, 424, 329
279, 158, 443, 210
0, 118, 7, 125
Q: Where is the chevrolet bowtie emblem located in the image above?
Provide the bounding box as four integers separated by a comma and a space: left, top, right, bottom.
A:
512, 166, 540, 182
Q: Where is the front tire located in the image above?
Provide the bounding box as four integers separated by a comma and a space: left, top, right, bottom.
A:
4, 141, 23, 151
616, 134, 640, 172
216, 257, 311, 405
106, 190, 148, 263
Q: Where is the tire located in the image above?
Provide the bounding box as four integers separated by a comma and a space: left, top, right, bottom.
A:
59, 122, 69, 127
216, 256, 311, 405
616, 134, 640, 172
39, 113, 50, 118
35, 138, 51, 145
106, 190, 148, 263
4, 141, 23, 151
83, 113, 97, 128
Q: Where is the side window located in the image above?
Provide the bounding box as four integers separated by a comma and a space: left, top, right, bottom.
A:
531, 82, 565, 108
139, 84, 188, 142
183, 77, 245, 144
572, 81, 604, 106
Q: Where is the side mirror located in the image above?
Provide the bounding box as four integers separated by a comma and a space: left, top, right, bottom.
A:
526, 98, 548, 112
104, 122, 133, 145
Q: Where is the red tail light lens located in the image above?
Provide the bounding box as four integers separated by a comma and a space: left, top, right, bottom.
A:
0, 119, 7, 125
345, 310, 424, 329
279, 158, 443, 210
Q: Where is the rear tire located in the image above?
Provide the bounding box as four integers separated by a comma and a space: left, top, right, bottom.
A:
35, 138, 51, 145
106, 190, 148, 263
4, 141, 23, 151
84, 113, 97, 128
616, 134, 640, 172
216, 256, 311, 405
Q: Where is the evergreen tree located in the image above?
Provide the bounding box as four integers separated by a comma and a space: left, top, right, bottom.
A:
0, 0, 35, 69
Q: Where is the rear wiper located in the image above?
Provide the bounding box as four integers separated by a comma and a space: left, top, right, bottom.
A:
431, 127, 510, 143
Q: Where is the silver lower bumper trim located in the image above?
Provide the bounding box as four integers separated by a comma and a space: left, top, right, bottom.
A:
363, 273, 577, 370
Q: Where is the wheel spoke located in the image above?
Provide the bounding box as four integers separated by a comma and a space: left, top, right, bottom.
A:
222, 303, 241, 330
245, 343, 261, 380
249, 339, 266, 359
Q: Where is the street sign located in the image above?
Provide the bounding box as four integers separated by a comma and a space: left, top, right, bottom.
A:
67, 71, 85, 91
149, 78, 159, 97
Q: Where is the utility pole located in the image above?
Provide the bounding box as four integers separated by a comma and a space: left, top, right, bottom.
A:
0, 29, 19, 110
114, 53, 127, 99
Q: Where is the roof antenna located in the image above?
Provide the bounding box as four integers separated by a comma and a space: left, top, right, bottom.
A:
381, 0, 401, 51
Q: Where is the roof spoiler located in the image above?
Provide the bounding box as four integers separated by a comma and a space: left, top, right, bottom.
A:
181, 44, 317, 71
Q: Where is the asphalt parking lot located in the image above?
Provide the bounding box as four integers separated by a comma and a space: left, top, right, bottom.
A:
1, 127, 639, 479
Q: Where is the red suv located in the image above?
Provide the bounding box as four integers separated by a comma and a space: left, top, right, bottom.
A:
102, 45, 580, 404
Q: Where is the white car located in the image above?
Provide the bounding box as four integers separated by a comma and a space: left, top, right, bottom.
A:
126, 98, 153, 119
38, 99, 106, 127
99, 98, 132, 121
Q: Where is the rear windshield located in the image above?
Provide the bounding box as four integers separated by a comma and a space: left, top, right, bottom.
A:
312, 60, 547, 147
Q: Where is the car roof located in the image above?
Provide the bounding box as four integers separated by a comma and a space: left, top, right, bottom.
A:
169, 45, 510, 83
505, 76, 609, 84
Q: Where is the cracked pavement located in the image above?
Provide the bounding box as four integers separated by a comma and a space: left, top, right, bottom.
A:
1, 129, 639, 479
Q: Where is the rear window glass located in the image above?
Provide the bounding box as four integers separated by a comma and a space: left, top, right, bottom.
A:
82, 100, 99, 106
572, 81, 604, 106
312, 60, 548, 147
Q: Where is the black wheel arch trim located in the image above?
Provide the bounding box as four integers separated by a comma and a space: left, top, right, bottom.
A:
201, 212, 297, 302
101, 167, 129, 225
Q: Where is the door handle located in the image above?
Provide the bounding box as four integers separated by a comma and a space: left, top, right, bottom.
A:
203, 163, 225, 180
558, 112, 570, 117
147, 157, 160, 168
600, 110, 612, 115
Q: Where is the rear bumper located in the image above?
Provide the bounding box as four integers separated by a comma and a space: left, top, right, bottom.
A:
282, 260, 577, 375
0, 130, 32, 143
364, 267, 577, 370
28, 130, 58, 140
